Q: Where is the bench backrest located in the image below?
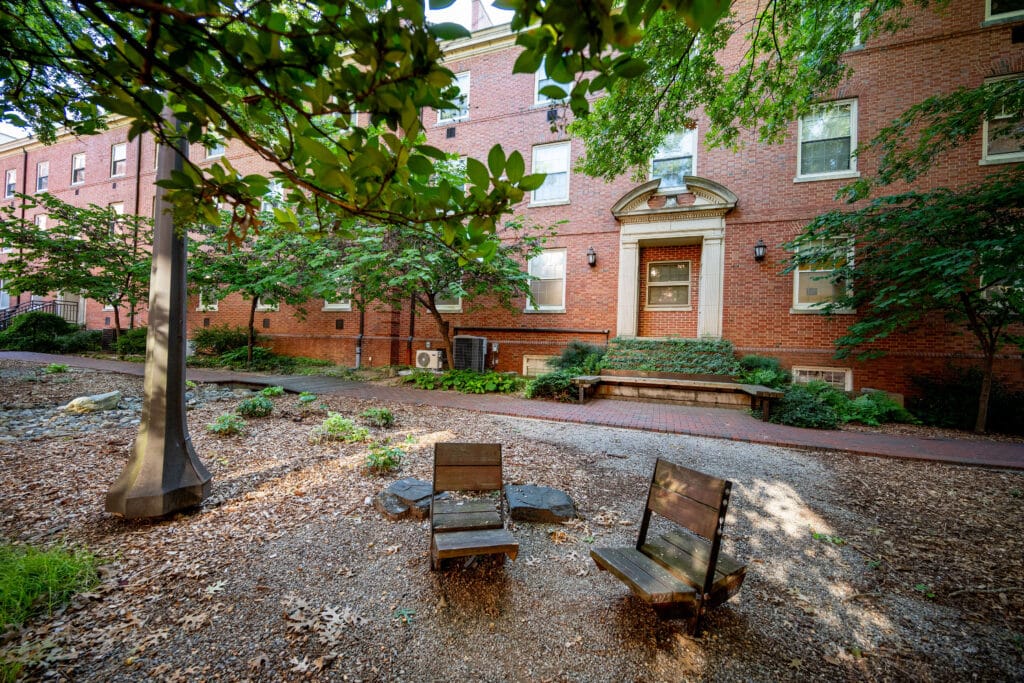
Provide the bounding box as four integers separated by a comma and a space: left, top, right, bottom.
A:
433, 443, 503, 493
638, 459, 732, 597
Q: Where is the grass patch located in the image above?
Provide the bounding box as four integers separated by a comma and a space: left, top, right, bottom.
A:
0, 544, 99, 630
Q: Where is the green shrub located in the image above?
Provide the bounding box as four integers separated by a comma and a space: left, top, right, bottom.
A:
365, 441, 403, 474
602, 337, 741, 375
738, 355, 783, 372
769, 384, 840, 429
114, 326, 148, 356
237, 395, 273, 418
842, 391, 919, 426
361, 407, 395, 428
311, 412, 370, 443
551, 341, 606, 372
55, 329, 102, 353
738, 366, 790, 389
525, 370, 576, 401
191, 324, 249, 355
0, 312, 76, 352
260, 385, 285, 397
206, 412, 247, 436
42, 363, 69, 374
403, 370, 441, 390
402, 369, 524, 394
0, 543, 99, 629
909, 370, 1024, 435
212, 346, 332, 373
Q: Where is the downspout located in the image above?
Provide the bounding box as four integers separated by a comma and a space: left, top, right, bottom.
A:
129, 134, 144, 328
406, 294, 416, 365
355, 307, 365, 368
15, 147, 28, 307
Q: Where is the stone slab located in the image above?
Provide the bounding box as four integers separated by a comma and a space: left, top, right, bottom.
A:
504, 484, 577, 523
374, 492, 411, 520
62, 390, 122, 414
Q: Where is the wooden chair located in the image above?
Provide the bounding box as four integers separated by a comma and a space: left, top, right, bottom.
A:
590, 459, 746, 633
429, 443, 518, 570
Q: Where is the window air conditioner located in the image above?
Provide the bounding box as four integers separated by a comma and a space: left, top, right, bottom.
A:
415, 349, 444, 370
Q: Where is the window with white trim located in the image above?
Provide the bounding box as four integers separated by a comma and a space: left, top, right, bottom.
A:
0, 280, 9, 309
651, 130, 696, 191
797, 100, 857, 179
323, 290, 352, 311
34, 214, 46, 231
197, 289, 219, 311
531, 142, 571, 205
438, 72, 470, 123
35, 162, 49, 192
261, 179, 285, 210
110, 143, 127, 177
206, 139, 225, 159
646, 261, 691, 308
71, 153, 86, 185
792, 366, 853, 391
4, 169, 15, 198
535, 59, 567, 104
982, 75, 1024, 163
434, 293, 462, 312
987, 0, 1024, 21
108, 202, 124, 232
792, 239, 853, 311
255, 297, 279, 312
526, 248, 566, 311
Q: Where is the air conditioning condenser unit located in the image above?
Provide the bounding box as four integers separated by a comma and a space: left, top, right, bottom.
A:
415, 349, 444, 370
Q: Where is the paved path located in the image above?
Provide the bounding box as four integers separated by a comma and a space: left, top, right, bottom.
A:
3, 351, 1022, 470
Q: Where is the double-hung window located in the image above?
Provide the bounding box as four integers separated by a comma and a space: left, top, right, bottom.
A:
535, 59, 567, 104
323, 290, 352, 311
646, 261, 691, 308
438, 72, 470, 123
792, 239, 853, 312
982, 75, 1024, 163
526, 248, 566, 312
797, 100, 857, 180
206, 140, 225, 159
987, 0, 1024, 21
4, 169, 15, 198
35, 162, 49, 192
71, 153, 86, 185
197, 289, 219, 312
651, 130, 697, 191
255, 297, 279, 312
531, 142, 571, 205
110, 143, 127, 177
434, 293, 462, 312
34, 214, 47, 231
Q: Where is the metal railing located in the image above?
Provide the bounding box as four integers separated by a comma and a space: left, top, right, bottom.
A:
0, 299, 80, 331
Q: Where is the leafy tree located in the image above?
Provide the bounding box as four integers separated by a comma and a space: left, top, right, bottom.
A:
188, 210, 335, 366
786, 170, 1024, 433
0, 193, 151, 337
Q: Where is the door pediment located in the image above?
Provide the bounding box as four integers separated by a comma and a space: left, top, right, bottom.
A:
611, 177, 737, 223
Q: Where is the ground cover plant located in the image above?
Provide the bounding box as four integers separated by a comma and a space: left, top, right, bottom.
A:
0, 543, 99, 629
402, 369, 524, 394
206, 413, 246, 437
360, 407, 395, 429
236, 395, 273, 419
310, 412, 369, 443
602, 337, 741, 375
364, 441, 404, 474
770, 381, 918, 430
259, 385, 285, 398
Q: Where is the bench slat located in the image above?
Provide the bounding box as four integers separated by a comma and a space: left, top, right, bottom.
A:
647, 486, 720, 540
434, 443, 502, 467
641, 532, 747, 607
653, 460, 727, 509
435, 466, 502, 492
433, 510, 503, 532
433, 528, 518, 560
591, 547, 698, 606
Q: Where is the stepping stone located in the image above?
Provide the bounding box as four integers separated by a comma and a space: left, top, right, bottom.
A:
504, 484, 577, 523
62, 391, 122, 414
374, 492, 411, 521
378, 478, 450, 521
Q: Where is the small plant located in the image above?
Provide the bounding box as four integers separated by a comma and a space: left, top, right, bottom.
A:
361, 407, 395, 428
811, 529, 846, 545
365, 441, 404, 474
404, 370, 441, 390
311, 412, 369, 443
914, 583, 936, 599
866, 559, 882, 570
0, 543, 99, 630
42, 363, 69, 374
237, 395, 273, 418
525, 370, 576, 401
206, 412, 247, 436
769, 384, 840, 429
185, 379, 197, 390
296, 391, 318, 412
260, 385, 285, 397
392, 606, 415, 625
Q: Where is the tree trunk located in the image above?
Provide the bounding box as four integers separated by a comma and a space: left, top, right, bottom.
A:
247, 297, 258, 368
975, 349, 995, 434
426, 307, 453, 370
112, 305, 122, 347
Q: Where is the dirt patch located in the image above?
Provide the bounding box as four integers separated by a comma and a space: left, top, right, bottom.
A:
1, 360, 1022, 681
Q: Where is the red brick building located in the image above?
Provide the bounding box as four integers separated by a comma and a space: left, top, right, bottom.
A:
2, 0, 1022, 396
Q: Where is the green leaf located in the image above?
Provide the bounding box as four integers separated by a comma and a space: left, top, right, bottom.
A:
429, 0, 457, 8
518, 174, 546, 191
539, 85, 567, 101
465, 158, 490, 188
487, 145, 506, 178
505, 151, 525, 183
512, 49, 543, 75
430, 22, 471, 41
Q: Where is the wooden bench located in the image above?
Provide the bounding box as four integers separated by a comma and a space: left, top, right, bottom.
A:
571, 369, 783, 418
429, 443, 519, 570
590, 459, 746, 633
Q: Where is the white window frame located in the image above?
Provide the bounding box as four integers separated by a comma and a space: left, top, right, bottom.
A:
34, 214, 46, 231
795, 99, 858, 182
255, 297, 279, 312
261, 179, 285, 210
650, 129, 697, 191
71, 153, 86, 185
792, 366, 853, 392
986, 0, 1024, 22
322, 291, 352, 311
535, 59, 567, 105
197, 289, 219, 312
4, 169, 15, 198
205, 139, 225, 159
0, 280, 9, 309
35, 161, 49, 192
110, 143, 127, 177
645, 260, 692, 310
791, 238, 854, 313
530, 142, 571, 206
981, 74, 1024, 164
525, 248, 567, 312
438, 72, 470, 124
434, 293, 462, 313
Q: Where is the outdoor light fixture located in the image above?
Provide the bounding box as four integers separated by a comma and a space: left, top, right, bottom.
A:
754, 239, 767, 262
587, 246, 597, 267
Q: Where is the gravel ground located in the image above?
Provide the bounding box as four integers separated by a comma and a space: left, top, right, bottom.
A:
1, 359, 1022, 682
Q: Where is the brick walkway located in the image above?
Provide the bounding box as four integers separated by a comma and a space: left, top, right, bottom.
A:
3, 351, 1022, 470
